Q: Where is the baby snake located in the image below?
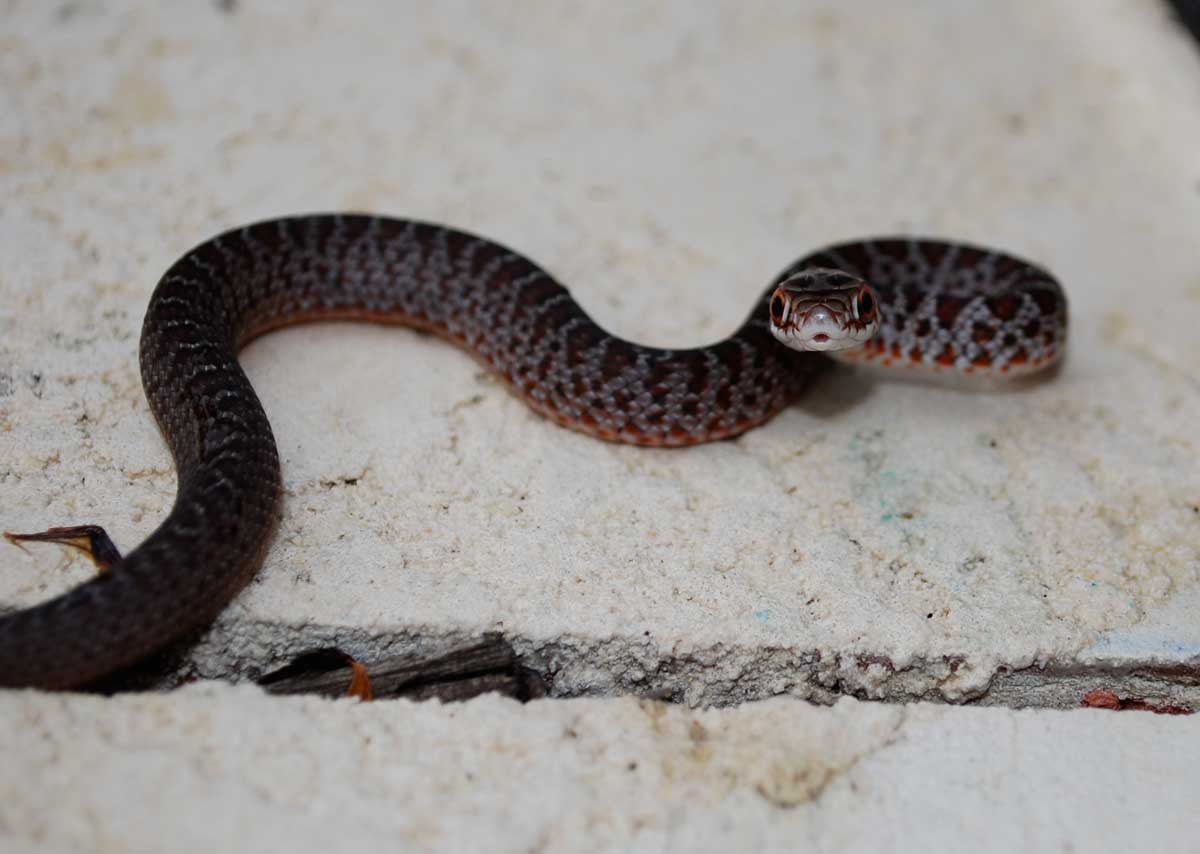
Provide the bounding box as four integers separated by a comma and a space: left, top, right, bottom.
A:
0, 215, 1067, 689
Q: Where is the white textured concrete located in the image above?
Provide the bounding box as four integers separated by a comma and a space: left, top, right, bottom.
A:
1, 685, 1197, 853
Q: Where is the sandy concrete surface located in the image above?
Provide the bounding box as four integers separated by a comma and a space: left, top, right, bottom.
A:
1, 684, 1197, 853
1, 0, 1198, 848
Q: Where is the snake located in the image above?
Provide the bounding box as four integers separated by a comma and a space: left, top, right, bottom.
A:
0, 215, 1067, 689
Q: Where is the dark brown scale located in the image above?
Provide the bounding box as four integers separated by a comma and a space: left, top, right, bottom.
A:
987, 295, 1021, 321
921, 242, 951, 268
900, 286, 925, 314
0, 220, 1068, 689
936, 297, 966, 326
955, 246, 987, 268
1029, 288, 1061, 316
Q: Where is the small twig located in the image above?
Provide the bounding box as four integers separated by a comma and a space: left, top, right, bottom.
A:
258, 634, 546, 702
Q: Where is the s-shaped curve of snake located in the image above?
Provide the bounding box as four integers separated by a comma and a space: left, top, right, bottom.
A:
0, 215, 1067, 689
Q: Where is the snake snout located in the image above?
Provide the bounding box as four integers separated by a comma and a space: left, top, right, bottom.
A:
794, 305, 853, 351
772, 300, 859, 352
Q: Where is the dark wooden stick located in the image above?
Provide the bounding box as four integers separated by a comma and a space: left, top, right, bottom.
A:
257, 635, 546, 702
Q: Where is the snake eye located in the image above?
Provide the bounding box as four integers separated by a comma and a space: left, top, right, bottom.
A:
857, 288, 875, 319
770, 292, 787, 326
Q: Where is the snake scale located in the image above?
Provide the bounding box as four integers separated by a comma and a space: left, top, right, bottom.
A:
0, 214, 1067, 689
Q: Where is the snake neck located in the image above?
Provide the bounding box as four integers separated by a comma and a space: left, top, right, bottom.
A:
774, 239, 1067, 379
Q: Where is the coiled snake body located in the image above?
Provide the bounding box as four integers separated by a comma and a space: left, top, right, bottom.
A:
0, 215, 1067, 689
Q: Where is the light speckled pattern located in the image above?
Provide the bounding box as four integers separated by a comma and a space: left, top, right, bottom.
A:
0, 215, 1066, 689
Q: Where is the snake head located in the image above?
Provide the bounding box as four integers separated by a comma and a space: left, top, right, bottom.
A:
768, 268, 880, 352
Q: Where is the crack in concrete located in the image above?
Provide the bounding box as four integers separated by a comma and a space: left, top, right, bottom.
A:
125, 619, 1200, 714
